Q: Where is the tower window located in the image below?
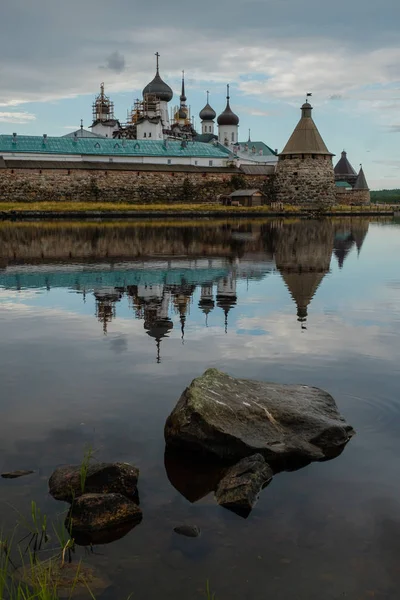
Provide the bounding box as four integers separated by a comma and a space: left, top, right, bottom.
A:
143, 132, 147, 138
167, 159, 171, 165
231, 132, 235, 142
148, 132, 152, 138
209, 160, 213, 166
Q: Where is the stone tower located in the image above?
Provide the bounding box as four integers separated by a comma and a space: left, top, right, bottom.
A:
275, 100, 336, 205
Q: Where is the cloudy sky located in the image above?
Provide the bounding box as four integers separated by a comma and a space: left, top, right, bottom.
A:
0, 0, 399, 189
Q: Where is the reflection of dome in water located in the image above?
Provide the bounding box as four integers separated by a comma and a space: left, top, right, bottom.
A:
144, 318, 174, 363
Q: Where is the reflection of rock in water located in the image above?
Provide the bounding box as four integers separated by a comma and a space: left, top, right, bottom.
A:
274, 220, 334, 325
72, 518, 140, 547
164, 447, 226, 503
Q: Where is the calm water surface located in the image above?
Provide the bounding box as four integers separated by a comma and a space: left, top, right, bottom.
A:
0, 218, 400, 599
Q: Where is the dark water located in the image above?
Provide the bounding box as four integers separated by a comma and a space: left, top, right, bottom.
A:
1, 218, 400, 599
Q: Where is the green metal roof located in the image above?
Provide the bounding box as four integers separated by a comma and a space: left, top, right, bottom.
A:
238, 141, 277, 156
335, 180, 352, 188
0, 135, 228, 159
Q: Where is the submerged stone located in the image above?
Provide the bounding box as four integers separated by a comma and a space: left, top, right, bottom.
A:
164, 368, 355, 467
1, 470, 34, 479
66, 492, 142, 532
49, 462, 139, 503
173, 524, 201, 538
215, 454, 273, 517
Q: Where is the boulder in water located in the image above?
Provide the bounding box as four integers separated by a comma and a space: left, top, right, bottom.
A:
164, 369, 354, 467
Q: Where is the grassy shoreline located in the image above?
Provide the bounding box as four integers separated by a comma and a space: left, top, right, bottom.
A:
0, 201, 396, 219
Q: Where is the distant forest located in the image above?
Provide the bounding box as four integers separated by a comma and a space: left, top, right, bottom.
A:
371, 189, 400, 203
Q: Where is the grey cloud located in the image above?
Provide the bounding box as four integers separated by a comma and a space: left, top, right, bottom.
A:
101, 51, 126, 73
0, 0, 399, 106
388, 125, 400, 132
329, 94, 343, 101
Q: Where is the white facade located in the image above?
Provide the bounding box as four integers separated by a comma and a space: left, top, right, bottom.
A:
136, 119, 163, 140
0, 151, 227, 167
202, 121, 215, 135
218, 124, 238, 146
200, 284, 214, 301
137, 284, 164, 300
217, 273, 237, 297
91, 122, 119, 138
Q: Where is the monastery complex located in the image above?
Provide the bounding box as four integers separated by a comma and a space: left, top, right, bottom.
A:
0, 54, 370, 205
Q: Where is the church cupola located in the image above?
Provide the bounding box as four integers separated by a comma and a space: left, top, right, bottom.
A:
142, 52, 173, 102
217, 84, 239, 146
199, 91, 216, 135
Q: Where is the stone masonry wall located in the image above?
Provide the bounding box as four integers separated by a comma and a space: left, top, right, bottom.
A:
335, 188, 370, 205
0, 167, 269, 204
274, 155, 336, 205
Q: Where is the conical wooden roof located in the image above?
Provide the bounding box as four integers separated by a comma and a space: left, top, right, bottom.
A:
354, 166, 369, 190
334, 150, 357, 176
280, 102, 333, 156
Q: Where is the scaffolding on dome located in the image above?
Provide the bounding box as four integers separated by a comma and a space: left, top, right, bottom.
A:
92, 83, 115, 124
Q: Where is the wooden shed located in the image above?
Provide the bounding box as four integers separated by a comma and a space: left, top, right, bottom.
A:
228, 189, 265, 207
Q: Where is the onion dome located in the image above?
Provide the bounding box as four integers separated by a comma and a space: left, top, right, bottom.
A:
178, 108, 187, 119
142, 52, 173, 102
217, 84, 239, 126
199, 91, 216, 121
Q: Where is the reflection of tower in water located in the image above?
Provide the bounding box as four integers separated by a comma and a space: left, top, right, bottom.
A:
333, 219, 369, 268
94, 288, 123, 334
172, 283, 196, 343
198, 284, 215, 326
128, 284, 174, 363
143, 289, 174, 364
274, 221, 334, 328
216, 272, 237, 333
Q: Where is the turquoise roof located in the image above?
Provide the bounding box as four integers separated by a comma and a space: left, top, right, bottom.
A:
0, 266, 231, 291
0, 135, 228, 159
335, 181, 352, 188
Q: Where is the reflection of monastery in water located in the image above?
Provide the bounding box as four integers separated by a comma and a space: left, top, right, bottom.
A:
0, 220, 370, 361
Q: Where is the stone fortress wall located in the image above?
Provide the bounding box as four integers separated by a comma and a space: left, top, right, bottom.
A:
0, 164, 270, 204
0, 162, 371, 205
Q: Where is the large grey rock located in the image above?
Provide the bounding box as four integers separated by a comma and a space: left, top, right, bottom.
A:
164, 369, 355, 467
215, 454, 273, 517
49, 462, 139, 503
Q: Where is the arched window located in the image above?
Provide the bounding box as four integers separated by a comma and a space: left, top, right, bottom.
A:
231, 132, 235, 142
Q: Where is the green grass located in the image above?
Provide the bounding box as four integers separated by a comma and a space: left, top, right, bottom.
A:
79, 444, 95, 494
0, 200, 394, 214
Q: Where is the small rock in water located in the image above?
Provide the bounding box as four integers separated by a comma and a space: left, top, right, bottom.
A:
215, 454, 273, 517
1, 470, 34, 479
173, 525, 201, 538
67, 492, 142, 533
49, 462, 139, 503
